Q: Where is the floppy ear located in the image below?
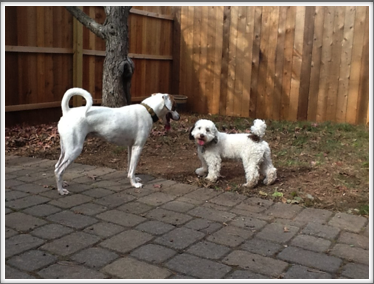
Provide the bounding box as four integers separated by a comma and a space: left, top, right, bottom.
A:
189, 126, 195, 140
212, 124, 218, 144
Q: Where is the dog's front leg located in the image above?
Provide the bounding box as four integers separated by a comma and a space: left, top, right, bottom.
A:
204, 154, 221, 183
195, 149, 208, 176
127, 145, 143, 188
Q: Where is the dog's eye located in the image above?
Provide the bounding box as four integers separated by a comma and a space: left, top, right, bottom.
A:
198, 127, 201, 130
206, 128, 210, 133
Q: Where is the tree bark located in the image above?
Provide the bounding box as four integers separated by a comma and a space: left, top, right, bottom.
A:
66, 6, 134, 107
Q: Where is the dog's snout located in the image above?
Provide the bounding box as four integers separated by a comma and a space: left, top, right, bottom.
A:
200, 134, 205, 139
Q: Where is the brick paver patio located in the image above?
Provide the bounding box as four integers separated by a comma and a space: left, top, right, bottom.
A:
4, 156, 370, 279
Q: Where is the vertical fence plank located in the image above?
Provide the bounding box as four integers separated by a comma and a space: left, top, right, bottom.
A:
205, 6, 215, 114
325, 6, 345, 121
249, 6, 262, 118
356, 7, 369, 124
297, 6, 315, 121
264, 7, 279, 119
307, 6, 325, 121
316, 6, 335, 122
73, 7, 83, 106
199, 6, 209, 113
288, 6, 305, 121
240, 6, 254, 118
36, 7, 46, 104
191, 7, 201, 113
280, 6, 296, 120
256, 6, 271, 119
219, 6, 231, 116
211, 6, 224, 115
233, 6, 247, 117
273, 6, 287, 120
171, 6, 181, 95
346, 6, 367, 124
335, 7, 356, 123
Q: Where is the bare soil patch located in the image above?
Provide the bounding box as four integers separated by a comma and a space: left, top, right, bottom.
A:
5, 112, 369, 215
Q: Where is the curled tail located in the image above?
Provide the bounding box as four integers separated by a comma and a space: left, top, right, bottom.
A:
61, 88, 93, 117
249, 119, 267, 142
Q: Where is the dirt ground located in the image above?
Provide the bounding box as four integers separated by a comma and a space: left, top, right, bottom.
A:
5, 111, 369, 215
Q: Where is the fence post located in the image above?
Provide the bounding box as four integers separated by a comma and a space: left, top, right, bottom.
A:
73, 7, 83, 107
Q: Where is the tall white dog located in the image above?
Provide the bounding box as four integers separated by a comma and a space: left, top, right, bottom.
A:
189, 119, 277, 188
55, 87, 180, 195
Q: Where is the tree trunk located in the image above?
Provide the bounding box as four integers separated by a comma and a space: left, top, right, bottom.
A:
102, 7, 134, 107
66, 6, 134, 107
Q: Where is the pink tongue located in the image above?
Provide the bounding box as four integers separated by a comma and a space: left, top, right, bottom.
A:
198, 140, 205, 146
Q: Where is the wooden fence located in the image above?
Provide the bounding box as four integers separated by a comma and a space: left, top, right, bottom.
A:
5, 6, 369, 126
5, 6, 177, 125
179, 6, 369, 124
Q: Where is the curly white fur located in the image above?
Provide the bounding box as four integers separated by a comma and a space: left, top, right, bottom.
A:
189, 119, 277, 188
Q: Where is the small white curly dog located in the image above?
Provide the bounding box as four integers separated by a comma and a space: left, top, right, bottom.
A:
189, 119, 277, 188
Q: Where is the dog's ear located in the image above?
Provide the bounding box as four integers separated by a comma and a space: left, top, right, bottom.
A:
189, 126, 195, 140
212, 124, 219, 144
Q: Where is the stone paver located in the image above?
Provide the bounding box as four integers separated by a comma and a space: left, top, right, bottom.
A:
6, 212, 47, 232
341, 263, 369, 279
5, 156, 370, 279
7, 195, 49, 210
328, 212, 367, 233
131, 244, 176, 264
284, 265, 332, 279
330, 243, 369, 265
223, 250, 288, 277
40, 232, 100, 256
155, 227, 205, 250
166, 253, 231, 278
71, 247, 119, 268
277, 246, 342, 273
240, 238, 282, 256
103, 257, 171, 279
256, 223, 299, 244
99, 230, 153, 253
38, 263, 106, 279
207, 225, 252, 247
7, 250, 57, 272
290, 235, 331, 252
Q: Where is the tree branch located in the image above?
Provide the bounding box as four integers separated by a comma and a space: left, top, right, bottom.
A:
65, 6, 106, 39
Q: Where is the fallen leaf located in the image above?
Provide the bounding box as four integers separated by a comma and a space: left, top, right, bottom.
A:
259, 191, 268, 197
284, 227, 289, 232
88, 175, 97, 181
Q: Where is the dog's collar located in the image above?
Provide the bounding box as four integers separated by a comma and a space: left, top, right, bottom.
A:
141, 103, 159, 123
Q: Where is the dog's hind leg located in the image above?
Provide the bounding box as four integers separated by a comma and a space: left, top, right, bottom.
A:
242, 156, 262, 188
260, 148, 277, 185
55, 140, 65, 169
127, 145, 143, 188
54, 138, 84, 195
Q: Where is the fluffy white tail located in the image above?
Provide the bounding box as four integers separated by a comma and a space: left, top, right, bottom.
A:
250, 119, 267, 138
61, 88, 93, 116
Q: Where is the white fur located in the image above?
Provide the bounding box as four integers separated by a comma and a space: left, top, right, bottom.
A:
55, 87, 180, 195
190, 119, 277, 188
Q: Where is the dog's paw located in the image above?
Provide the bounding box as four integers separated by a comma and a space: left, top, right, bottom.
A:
58, 188, 70, 195
133, 182, 143, 188
135, 177, 142, 183
195, 168, 207, 176
242, 182, 256, 188
205, 176, 218, 183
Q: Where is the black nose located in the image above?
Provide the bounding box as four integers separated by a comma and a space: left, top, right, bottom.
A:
200, 134, 205, 138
